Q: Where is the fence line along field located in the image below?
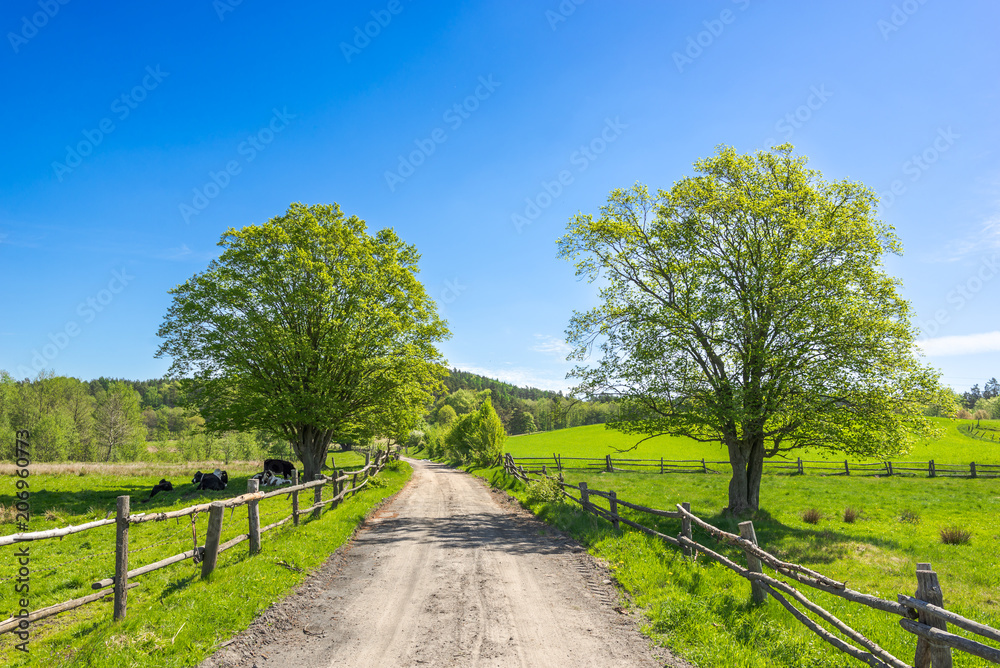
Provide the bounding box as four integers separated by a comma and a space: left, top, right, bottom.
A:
486, 420, 1000, 667
503, 455, 1000, 668
0, 446, 410, 668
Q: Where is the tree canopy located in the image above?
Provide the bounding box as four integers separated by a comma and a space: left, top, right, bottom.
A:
558, 145, 940, 514
156, 202, 449, 480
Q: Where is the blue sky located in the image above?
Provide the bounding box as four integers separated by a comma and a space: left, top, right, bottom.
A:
1, 0, 998, 393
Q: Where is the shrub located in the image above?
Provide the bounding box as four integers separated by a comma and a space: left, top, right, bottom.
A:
524, 477, 563, 506
843, 507, 860, 523
444, 397, 507, 466
802, 508, 822, 524
956, 408, 973, 419
939, 526, 971, 545
899, 509, 920, 524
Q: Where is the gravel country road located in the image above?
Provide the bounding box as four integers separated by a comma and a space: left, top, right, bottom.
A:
201, 458, 690, 667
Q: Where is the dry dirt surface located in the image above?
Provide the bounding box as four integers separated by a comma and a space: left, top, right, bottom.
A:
200, 458, 690, 668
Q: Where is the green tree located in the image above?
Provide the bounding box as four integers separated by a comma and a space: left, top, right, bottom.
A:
445, 388, 477, 415
558, 145, 939, 514
436, 404, 458, 427
444, 396, 507, 465
508, 410, 536, 435
156, 202, 449, 481
94, 381, 145, 462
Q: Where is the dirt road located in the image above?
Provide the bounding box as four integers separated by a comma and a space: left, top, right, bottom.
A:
202, 458, 684, 667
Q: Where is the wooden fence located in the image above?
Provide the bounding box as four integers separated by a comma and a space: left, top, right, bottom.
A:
503, 454, 1000, 668
510, 454, 1000, 479
0, 447, 398, 634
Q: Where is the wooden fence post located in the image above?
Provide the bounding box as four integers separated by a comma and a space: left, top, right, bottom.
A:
352, 472, 358, 493
844, 460, 850, 476
797, 457, 803, 475
247, 479, 261, 556
660, 457, 664, 474
557, 455, 564, 482
333, 469, 342, 506
113, 495, 130, 621
738, 521, 768, 604
312, 474, 323, 520
606, 454, 612, 473
702, 458, 707, 474
609, 491, 619, 530
913, 562, 953, 668
929, 460, 936, 478
887, 461, 894, 476
579, 482, 589, 513
291, 469, 300, 527
970, 462, 977, 478
681, 502, 693, 558
542, 464, 547, 475
201, 501, 225, 580
364, 450, 371, 476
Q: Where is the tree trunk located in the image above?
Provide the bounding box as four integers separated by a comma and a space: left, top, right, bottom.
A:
726, 436, 765, 515
292, 425, 331, 482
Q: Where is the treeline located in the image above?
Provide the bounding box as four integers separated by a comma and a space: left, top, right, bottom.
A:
430, 370, 616, 435
0, 371, 283, 463
924, 377, 1000, 420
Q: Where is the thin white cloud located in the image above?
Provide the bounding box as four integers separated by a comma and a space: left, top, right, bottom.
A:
918, 331, 1000, 356
159, 244, 192, 260
532, 334, 573, 357
453, 363, 571, 393
936, 214, 1000, 262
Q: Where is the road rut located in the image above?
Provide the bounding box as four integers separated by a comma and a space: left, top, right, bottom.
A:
201, 458, 684, 667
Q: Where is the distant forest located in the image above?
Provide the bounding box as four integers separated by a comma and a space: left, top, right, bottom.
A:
0, 368, 615, 463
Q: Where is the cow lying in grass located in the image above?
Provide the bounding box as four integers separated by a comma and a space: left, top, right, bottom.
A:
140, 479, 174, 504
264, 458, 294, 478
192, 469, 228, 491
251, 470, 293, 487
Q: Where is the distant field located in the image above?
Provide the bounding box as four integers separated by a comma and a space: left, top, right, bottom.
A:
507, 417, 1000, 465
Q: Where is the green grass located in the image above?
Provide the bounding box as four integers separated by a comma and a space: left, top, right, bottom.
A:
508, 417, 1000, 465
0, 460, 411, 667
413, 432, 1000, 668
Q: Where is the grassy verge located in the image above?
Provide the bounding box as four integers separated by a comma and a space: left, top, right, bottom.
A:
417, 445, 999, 668
0, 460, 412, 667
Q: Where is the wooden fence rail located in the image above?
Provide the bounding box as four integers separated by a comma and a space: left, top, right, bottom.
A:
508, 454, 1000, 479
0, 446, 399, 634
503, 454, 1000, 667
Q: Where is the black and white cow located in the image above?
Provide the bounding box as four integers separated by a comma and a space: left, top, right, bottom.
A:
140, 479, 174, 504
264, 459, 294, 479
192, 469, 228, 491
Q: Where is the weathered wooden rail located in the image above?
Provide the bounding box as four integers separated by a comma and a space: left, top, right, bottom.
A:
504, 453, 1000, 667
509, 453, 1000, 479
0, 447, 399, 633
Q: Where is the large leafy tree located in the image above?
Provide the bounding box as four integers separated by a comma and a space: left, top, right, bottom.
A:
558, 145, 940, 514
156, 203, 449, 480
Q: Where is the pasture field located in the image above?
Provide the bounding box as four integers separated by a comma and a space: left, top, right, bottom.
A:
433, 418, 1000, 667
507, 417, 1000, 465
461, 461, 1000, 668
0, 459, 411, 668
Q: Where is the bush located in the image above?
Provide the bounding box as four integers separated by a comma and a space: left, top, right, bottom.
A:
444, 397, 507, 466
939, 525, 971, 545
843, 507, 860, 523
802, 508, 822, 524
524, 477, 563, 506
899, 509, 920, 524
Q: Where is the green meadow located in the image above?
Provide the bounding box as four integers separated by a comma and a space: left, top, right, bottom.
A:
445, 416, 1000, 667
507, 417, 1000, 466
0, 458, 410, 668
